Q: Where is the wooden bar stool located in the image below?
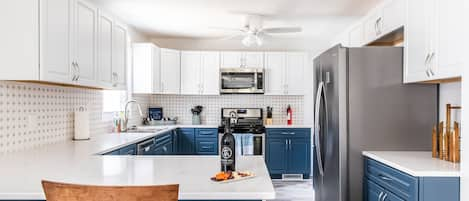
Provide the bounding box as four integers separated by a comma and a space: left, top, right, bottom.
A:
42, 180, 179, 201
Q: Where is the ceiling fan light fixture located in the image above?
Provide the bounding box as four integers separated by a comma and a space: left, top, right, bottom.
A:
242, 34, 256, 47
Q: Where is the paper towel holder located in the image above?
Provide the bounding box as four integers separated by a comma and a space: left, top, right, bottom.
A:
73, 106, 91, 141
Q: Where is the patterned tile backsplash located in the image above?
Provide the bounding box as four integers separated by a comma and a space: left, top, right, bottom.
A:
148, 95, 305, 125
0, 80, 304, 154
0, 81, 111, 154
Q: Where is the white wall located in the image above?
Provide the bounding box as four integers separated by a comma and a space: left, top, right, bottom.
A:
439, 83, 462, 123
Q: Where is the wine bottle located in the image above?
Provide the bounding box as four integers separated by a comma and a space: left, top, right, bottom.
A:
221, 121, 236, 172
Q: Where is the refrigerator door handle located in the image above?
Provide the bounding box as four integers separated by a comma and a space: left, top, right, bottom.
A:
314, 81, 326, 176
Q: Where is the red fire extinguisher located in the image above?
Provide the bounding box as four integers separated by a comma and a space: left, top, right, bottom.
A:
287, 105, 292, 125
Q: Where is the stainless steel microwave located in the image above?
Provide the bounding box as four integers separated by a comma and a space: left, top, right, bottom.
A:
220, 68, 264, 94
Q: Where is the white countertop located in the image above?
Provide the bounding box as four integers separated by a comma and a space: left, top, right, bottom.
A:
362, 151, 460, 177
0, 131, 275, 200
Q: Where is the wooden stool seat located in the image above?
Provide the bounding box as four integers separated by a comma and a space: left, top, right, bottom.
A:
42, 180, 179, 201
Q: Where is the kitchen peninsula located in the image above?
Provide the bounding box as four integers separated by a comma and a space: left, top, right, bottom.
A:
0, 129, 275, 201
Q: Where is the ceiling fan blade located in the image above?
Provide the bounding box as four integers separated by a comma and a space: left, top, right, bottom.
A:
208, 26, 245, 32
218, 34, 245, 41
262, 27, 302, 34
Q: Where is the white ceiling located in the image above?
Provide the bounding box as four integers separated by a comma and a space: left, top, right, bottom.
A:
92, 0, 381, 39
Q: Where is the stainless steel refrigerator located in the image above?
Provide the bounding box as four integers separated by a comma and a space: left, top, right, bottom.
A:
312, 45, 437, 201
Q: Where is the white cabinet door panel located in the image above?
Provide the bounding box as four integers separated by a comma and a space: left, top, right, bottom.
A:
434, 0, 464, 79
382, 0, 405, 34
0, 0, 39, 80
285, 53, 306, 95
404, 0, 430, 83
201, 51, 220, 95
97, 11, 113, 88
75, 0, 97, 86
264, 52, 285, 95
112, 22, 127, 89
160, 48, 181, 94
181, 51, 202, 95
132, 44, 154, 94
40, 0, 73, 83
221, 51, 243, 68
244, 52, 264, 68
349, 23, 365, 47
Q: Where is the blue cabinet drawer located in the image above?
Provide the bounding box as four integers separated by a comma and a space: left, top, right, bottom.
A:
267, 128, 310, 138
365, 158, 418, 200
196, 139, 218, 155
366, 179, 404, 201
155, 132, 172, 144
196, 128, 218, 138
119, 144, 137, 155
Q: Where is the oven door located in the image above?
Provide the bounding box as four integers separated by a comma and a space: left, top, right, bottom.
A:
233, 133, 264, 156
220, 68, 264, 94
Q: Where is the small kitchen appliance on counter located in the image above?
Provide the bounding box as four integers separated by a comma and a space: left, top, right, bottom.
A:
218, 108, 265, 156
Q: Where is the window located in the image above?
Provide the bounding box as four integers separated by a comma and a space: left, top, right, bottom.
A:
102, 90, 127, 113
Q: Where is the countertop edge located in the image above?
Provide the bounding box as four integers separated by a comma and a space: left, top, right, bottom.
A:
362, 151, 460, 177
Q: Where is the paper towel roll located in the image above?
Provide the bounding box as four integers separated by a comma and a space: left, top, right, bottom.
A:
74, 109, 90, 140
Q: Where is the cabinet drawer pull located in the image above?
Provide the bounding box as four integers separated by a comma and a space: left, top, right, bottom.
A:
201, 146, 211, 149
378, 174, 393, 182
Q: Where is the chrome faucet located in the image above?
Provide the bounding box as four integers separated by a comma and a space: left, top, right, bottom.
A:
123, 100, 144, 132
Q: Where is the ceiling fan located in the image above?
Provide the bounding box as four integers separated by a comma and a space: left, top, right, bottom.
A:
211, 15, 303, 47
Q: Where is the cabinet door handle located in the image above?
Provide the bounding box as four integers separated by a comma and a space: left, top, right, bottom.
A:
378, 192, 384, 201
285, 140, 288, 150
381, 193, 388, 201
425, 69, 431, 78
288, 139, 291, 150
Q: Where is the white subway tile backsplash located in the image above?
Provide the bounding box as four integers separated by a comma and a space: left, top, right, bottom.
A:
148, 95, 305, 125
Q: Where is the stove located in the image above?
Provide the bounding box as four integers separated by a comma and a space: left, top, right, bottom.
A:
218, 108, 265, 134
218, 108, 265, 156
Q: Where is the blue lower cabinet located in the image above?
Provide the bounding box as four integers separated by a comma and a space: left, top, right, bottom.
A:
196, 140, 218, 155
118, 144, 137, 155
266, 138, 288, 174
178, 128, 196, 154
364, 157, 460, 201
265, 128, 311, 179
288, 138, 310, 177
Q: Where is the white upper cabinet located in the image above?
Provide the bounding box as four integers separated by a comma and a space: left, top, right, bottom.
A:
74, 0, 97, 86
181, 51, 202, 95
181, 51, 220, 95
405, 0, 432, 83
244, 52, 264, 68
264, 52, 306, 95
40, 0, 74, 83
200, 52, 220, 95
264, 52, 285, 95
381, 0, 405, 34
112, 22, 128, 89
433, 0, 464, 80
0, 0, 39, 80
221, 51, 264, 68
2, 0, 131, 89
132, 43, 161, 94
349, 23, 365, 47
220, 51, 243, 68
285, 53, 306, 95
405, 0, 463, 83
160, 48, 181, 94
363, 9, 384, 43
97, 11, 113, 87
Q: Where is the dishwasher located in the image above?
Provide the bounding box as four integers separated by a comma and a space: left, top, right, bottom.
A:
137, 138, 155, 155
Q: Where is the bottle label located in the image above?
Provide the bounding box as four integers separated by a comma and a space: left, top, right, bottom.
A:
221, 147, 233, 159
